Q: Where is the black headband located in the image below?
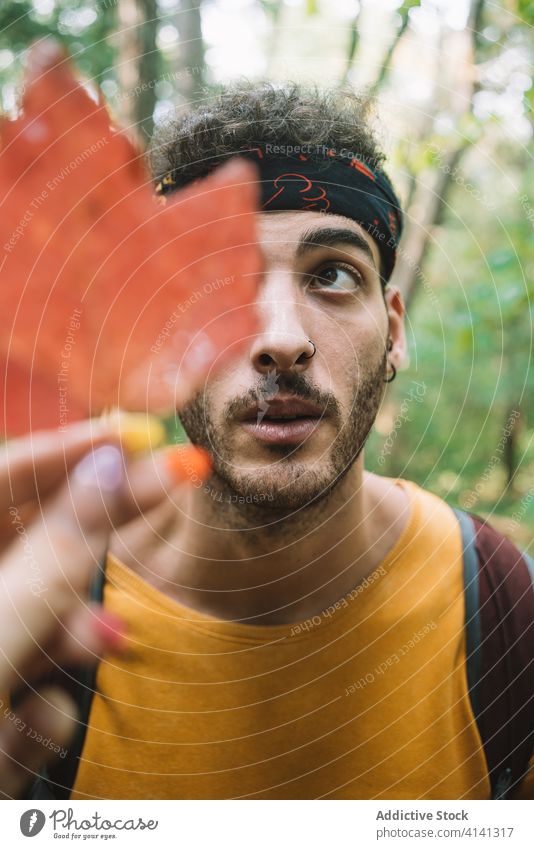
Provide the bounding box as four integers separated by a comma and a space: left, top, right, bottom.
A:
156, 145, 403, 282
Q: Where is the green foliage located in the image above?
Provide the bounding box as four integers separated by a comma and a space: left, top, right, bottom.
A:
367, 158, 534, 548
399, 0, 421, 19
517, 0, 534, 25
0, 1, 116, 110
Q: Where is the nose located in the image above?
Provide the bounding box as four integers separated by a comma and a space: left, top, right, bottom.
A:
249, 269, 315, 374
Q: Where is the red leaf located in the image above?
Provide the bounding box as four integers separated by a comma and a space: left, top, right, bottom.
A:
0, 41, 261, 436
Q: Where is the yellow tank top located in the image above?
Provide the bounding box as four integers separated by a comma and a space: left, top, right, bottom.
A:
72, 478, 496, 799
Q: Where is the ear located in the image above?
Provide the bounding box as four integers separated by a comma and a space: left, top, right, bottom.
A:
384, 284, 406, 369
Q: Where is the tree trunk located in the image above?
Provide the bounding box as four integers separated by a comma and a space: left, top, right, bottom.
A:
175, 0, 206, 103
395, 144, 469, 309
116, 0, 160, 145
136, 0, 159, 142
391, 0, 485, 305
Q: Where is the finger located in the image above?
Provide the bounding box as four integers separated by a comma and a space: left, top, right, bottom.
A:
117, 443, 212, 522
0, 419, 117, 514
12, 604, 128, 683
0, 443, 210, 688
0, 687, 76, 799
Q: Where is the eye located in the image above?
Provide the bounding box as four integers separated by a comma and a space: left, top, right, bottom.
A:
308, 263, 363, 293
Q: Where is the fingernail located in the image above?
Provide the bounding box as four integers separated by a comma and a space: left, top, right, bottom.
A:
72, 445, 125, 492
72, 445, 125, 493
165, 445, 212, 485
91, 611, 127, 650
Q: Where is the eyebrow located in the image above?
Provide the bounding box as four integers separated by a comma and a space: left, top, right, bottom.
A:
295, 226, 378, 271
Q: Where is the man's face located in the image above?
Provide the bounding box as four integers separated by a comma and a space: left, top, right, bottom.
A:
180, 210, 403, 516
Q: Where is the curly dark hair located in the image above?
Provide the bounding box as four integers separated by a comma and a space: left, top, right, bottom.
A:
148, 81, 388, 188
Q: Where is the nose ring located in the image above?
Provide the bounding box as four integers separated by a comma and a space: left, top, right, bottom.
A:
304, 339, 316, 359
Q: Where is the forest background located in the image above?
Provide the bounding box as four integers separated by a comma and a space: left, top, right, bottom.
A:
1, 0, 533, 549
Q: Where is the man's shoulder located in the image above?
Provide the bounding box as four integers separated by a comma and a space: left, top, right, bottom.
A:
384, 475, 461, 548
398, 480, 534, 801
392, 477, 530, 562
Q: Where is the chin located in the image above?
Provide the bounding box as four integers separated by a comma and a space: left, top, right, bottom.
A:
212, 455, 351, 515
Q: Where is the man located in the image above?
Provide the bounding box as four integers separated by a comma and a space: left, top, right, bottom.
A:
4, 83, 533, 800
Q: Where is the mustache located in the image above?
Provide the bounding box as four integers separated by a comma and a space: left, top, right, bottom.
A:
224, 371, 341, 422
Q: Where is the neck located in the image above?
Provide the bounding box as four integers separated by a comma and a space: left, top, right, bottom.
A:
115, 457, 410, 626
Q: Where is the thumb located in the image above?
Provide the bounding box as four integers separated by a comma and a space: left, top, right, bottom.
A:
28, 442, 211, 595
0, 444, 210, 685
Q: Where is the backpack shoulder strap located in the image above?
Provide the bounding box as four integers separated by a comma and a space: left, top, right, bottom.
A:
453, 507, 534, 799
25, 556, 107, 800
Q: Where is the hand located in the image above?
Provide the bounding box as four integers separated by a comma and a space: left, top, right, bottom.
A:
0, 420, 209, 798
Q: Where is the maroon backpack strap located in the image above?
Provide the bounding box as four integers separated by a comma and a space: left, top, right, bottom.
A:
467, 513, 534, 798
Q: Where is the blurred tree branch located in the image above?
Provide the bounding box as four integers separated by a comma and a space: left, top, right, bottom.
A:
369, 1, 419, 95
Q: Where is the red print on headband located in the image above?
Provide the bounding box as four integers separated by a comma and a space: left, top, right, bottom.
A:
349, 158, 376, 181
263, 172, 331, 212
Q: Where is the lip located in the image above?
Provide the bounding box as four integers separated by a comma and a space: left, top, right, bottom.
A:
238, 395, 324, 445
238, 396, 324, 422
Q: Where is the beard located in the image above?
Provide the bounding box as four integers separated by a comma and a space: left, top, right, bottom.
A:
179, 349, 387, 520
